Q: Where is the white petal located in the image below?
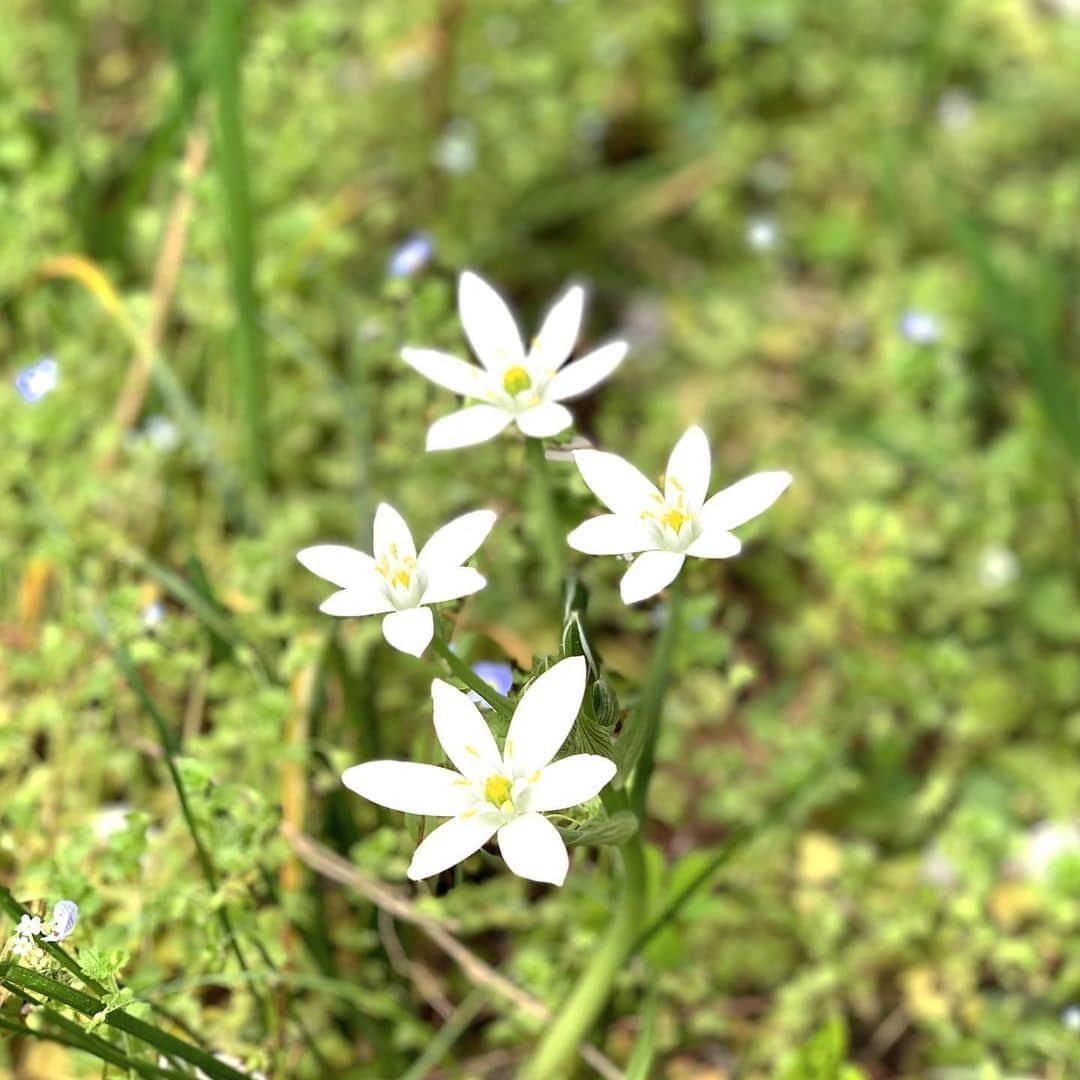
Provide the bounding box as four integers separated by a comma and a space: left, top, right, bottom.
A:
620, 550, 685, 605
573, 449, 661, 517
458, 270, 525, 371
420, 566, 486, 605
381, 607, 434, 656
342, 761, 474, 816
497, 813, 569, 886
431, 678, 502, 780
418, 509, 497, 572
401, 347, 483, 397
505, 656, 587, 774
426, 405, 513, 451
320, 585, 394, 617
698, 470, 792, 532
297, 545, 376, 589
665, 426, 711, 513
546, 342, 627, 401
566, 514, 659, 555
531, 285, 584, 371
515, 401, 573, 438
373, 503, 416, 561
520, 755, 616, 813
685, 529, 742, 559
407, 814, 500, 881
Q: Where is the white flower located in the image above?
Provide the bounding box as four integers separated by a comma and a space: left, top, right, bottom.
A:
567, 426, 792, 604
298, 503, 496, 657
342, 656, 615, 885
402, 271, 628, 452
11, 935, 36, 959
17, 915, 42, 938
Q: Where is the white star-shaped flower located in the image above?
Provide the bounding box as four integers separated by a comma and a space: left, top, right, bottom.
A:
567, 426, 792, 604
343, 656, 615, 885
298, 503, 496, 657
402, 271, 628, 451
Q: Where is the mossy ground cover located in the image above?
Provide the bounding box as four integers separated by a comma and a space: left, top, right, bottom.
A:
2, 1, 1079, 1077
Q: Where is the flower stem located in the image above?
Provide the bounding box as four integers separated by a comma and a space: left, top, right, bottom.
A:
431, 635, 514, 718
520, 789, 647, 1079
523, 437, 566, 602
629, 575, 685, 818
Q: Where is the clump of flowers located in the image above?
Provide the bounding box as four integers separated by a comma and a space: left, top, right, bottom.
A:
295, 267, 792, 1076
5, 901, 79, 964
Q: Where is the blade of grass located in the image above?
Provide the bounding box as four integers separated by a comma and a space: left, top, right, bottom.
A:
400, 989, 487, 1080
0, 1010, 182, 1080
0, 965, 248, 1080
208, 0, 267, 490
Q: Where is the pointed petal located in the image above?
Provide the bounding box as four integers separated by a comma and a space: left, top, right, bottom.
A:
685, 529, 742, 559
566, 514, 659, 555
620, 550, 685, 605
515, 401, 573, 438
520, 755, 616, 813
320, 586, 394, 617
426, 405, 513, 451
546, 342, 627, 401
431, 678, 502, 780
342, 761, 474, 816
418, 509, 497, 572
373, 503, 416, 561
530, 284, 584, 371
497, 813, 569, 885
506, 656, 587, 774
572, 449, 661, 516
458, 270, 525, 371
698, 470, 792, 532
381, 607, 434, 656
665, 426, 711, 513
400, 347, 483, 397
420, 566, 486, 605
297, 545, 376, 589
407, 814, 500, 880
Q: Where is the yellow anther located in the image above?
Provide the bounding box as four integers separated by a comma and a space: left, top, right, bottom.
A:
660, 507, 689, 533
501, 365, 532, 396
391, 569, 411, 589
484, 774, 513, 807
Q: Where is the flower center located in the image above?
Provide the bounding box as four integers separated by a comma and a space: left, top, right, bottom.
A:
483, 774, 513, 809
501, 365, 532, 396
659, 507, 689, 533
375, 544, 417, 597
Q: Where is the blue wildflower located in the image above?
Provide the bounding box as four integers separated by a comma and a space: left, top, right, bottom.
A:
14, 357, 59, 403
387, 233, 434, 278
899, 310, 940, 346
468, 660, 513, 708
42, 901, 79, 943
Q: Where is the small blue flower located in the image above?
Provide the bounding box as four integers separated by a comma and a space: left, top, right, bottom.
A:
42, 900, 78, 943
468, 660, 513, 708
387, 233, 434, 278
1063, 1004, 1080, 1032
14, 357, 59, 403
899, 310, 941, 346
141, 601, 166, 631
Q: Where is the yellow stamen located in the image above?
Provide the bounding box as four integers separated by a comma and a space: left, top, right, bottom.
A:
501, 365, 532, 396
660, 507, 689, 533
484, 774, 512, 807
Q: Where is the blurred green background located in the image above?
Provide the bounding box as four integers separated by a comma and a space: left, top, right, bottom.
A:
2, 0, 1079, 1077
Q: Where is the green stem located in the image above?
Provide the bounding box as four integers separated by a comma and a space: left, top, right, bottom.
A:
628, 576, 684, 818
520, 791, 647, 1080
431, 635, 513, 718
523, 437, 566, 601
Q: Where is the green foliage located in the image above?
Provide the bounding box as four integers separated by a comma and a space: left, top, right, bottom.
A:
2, 0, 1079, 1076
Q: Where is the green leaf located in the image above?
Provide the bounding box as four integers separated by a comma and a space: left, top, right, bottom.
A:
558, 809, 638, 848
